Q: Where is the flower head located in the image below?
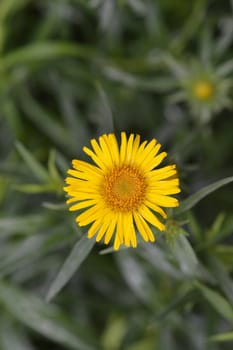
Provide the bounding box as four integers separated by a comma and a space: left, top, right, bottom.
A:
64, 133, 180, 250
166, 56, 233, 123
193, 80, 214, 101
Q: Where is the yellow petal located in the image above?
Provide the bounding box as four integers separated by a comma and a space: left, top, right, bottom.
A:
88, 219, 102, 238
122, 213, 135, 247
144, 200, 167, 218
133, 212, 155, 242
83, 146, 107, 170
104, 217, 117, 244
139, 205, 165, 231
69, 199, 97, 211
130, 134, 141, 162
147, 193, 179, 207
125, 134, 134, 163
72, 160, 102, 175
149, 165, 177, 180
105, 134, 120, 165
120, 132, 127, 164
77, 204, 104, 226
114, 233, 121, 250
145, 152, 167, 171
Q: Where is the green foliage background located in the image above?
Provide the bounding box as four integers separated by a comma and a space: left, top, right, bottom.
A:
0, 0, 233, 349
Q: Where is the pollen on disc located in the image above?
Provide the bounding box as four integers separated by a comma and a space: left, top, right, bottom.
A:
102, 165, 147, 212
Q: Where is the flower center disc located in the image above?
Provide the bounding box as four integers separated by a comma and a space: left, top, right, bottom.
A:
103, 165, 147, 212
193, 81, 214, 100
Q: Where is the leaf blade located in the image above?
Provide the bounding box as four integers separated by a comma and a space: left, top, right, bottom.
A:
15, 141, 49, 183
0, 280, 98, 350
196, 282, 233, 323
46, 235, 95, 301
210, 331, 233, 342
176, 176, 233, 215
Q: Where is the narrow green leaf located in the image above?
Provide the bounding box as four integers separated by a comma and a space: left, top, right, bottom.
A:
210, 331, 233, 342
196, 282, 233, 323
56, 87, 89, 149
139, 242, 182, 279
0, 235, 46, 273
42, 202, 67, 210
103, 66, 176, 92
15, 141, 49, 183
0, 318, 34, 350
173, 235, 199, 276
210, 258, 233, 304
48, 149, 62, 183
46, 235, 95, 301
14, 184, 56, 193
0, 214, 48, 236
171, 0, 205, 53
212, 245, 233, 266
0, 42, 96, 71
206, 212, 225, 242
0, 0, 29, 22
210, 214, 233, 243
95, 82, 114, 132
18, 89, 77, 155
187, 212, 202, 242
158, 285, 195, 320
217, 58, 233, 77
116, 250, 152, 303
101, 316, 127, 350
163, 54, 187, 79
99, 245, 126, 255
176, 176, 233, 215
0, 280, 98, 350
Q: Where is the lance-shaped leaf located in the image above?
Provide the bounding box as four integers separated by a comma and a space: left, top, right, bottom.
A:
210, 331, 233, 342
196, 282, 233, 323
176, 176, 233, 215
0, 280, 98, 350
15, 141, 49, 183
46, 235, 95, 301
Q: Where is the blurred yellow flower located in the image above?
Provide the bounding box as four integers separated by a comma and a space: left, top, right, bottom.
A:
193, 80, 214, 101
166, 54, 233, 123
64, 133, 180, 250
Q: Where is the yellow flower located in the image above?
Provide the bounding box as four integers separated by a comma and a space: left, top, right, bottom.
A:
193, 80, 214, 101
64, 132, 180, 250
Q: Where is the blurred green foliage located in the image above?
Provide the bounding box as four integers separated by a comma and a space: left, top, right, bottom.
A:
0, 0, 233, 349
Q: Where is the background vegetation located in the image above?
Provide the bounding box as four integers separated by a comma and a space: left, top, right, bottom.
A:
0, 0, 233, 349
